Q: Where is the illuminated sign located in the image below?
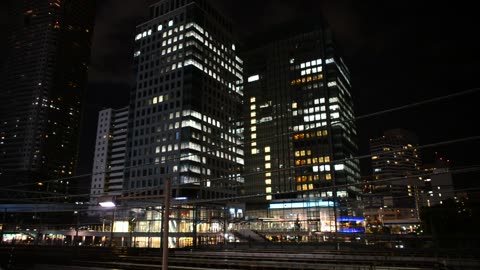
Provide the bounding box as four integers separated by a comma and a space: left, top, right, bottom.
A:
269, 200, 334, 209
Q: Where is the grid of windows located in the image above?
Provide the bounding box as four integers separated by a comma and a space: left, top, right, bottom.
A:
125, 0, 243, 201
243, 30, 361, 220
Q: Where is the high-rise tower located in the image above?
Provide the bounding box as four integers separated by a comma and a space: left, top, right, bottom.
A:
243, 27, 362, 231
0, 0, 95, 200
123, 0, 244, 202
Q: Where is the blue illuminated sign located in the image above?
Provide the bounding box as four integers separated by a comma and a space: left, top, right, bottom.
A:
269, 200, 334, 209
337, 217, 365, 222
339, 228, 365, 233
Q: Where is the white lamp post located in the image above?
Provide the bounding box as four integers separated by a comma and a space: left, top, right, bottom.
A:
99, 196, 116, 247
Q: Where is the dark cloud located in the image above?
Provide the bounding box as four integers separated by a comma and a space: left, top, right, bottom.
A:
88, 0, 154, 84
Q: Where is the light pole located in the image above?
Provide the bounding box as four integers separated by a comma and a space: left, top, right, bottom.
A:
109, 207, 116, 247
99, 197, 116, 247
162, 178, 171, 270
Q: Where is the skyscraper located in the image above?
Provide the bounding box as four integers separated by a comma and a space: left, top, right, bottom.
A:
123, 0, 244, 203
242, 26, 362, 232
0, 0, 95, 199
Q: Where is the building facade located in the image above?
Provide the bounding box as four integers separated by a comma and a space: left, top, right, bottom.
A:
422, 155, 455, 207
89, 107, 129, 207
364, 129, 423, 231
242, 28, 362, 232
0, 0, 95, 199
123, 0, 244, 203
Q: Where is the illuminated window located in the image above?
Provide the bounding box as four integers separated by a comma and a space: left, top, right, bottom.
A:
250, 104, 256, 110
265, 163, 271, 169
326, 174, 332, 180
252, 149, 258, 155
265, 172, 271, 177
265, 146, 271, 153
292, 102, 297, 109
247, 74, 260, 82
251, 126, 256, 132
250, 112, 256, 117
265, 179, 271, 185
266, 195, 272, 200
251, 142, 257, 147
250, 97, 256, 103
266, 187, 272, 193
251, 133, 256, 139
265, 155, 271, 161
168, 20, 174, 27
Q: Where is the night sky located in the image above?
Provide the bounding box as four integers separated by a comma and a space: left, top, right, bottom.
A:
77, 1, 480, 187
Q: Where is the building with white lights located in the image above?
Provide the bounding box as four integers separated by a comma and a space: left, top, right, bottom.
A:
124, 0, 244, 202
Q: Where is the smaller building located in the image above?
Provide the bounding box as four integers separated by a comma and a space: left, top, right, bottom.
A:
364, 129, 423, 233
422, 155, 455, 207
89, 107, 129, 209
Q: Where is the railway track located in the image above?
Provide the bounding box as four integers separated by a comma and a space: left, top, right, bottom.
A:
3, 246, 479, 270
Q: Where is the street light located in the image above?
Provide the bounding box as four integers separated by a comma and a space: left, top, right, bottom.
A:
99, 196, 116, 247
162, 178, 171, 270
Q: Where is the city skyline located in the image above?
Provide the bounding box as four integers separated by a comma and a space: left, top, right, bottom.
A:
77, 0, 480, 188
0, 0, 480, 263
0, 1, 478, 197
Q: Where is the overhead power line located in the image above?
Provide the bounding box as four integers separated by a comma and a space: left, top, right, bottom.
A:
1, 87, 479, 192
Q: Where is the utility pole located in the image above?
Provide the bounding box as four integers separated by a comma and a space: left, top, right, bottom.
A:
75, 211, 79, 246
162, 178, 171, 270
1, 208, 6, 244
109, 207, 116, 247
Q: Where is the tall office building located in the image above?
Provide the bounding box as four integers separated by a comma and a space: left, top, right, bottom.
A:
364, 129, 423, 226
89, 107, 129, 206
242, 27, 362, 231
0, 0, 95, 198
123, 0, 244, 202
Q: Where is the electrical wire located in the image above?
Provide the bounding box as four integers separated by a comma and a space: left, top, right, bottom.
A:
1, 87, 479, 192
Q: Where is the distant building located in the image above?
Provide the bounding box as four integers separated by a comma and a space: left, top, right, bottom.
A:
89, 107, 129, 208
242, 26, 362, 233
364, 129, 423, 232
422, 154, 455, 207
0, 0, 95, 200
